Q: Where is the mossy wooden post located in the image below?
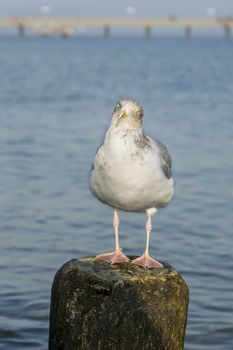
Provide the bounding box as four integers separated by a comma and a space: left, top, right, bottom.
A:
49, 257, 189, 350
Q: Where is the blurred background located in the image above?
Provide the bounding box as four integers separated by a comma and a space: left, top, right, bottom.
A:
0, 1, 233, 350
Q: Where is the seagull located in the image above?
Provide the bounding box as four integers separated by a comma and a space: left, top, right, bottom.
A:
89, 99, 174, 268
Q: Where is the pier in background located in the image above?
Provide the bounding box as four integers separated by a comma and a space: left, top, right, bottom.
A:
0, 17, 232, 38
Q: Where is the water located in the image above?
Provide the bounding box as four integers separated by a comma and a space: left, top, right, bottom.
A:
0, 35, 232, 349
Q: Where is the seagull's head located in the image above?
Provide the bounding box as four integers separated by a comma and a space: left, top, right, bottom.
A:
111, 98, 144, 130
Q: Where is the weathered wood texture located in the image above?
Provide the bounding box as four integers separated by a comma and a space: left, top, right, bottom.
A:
49, 257, 189, 350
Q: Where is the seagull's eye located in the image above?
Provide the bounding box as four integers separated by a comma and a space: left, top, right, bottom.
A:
117, 102, 121, 109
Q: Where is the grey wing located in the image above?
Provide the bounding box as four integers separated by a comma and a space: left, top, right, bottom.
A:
156, 140, 172, 179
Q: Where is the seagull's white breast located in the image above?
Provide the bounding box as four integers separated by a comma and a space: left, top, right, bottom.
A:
90, 127, 174, 212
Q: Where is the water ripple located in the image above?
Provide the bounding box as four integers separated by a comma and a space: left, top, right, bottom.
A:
0, 36, 233, 350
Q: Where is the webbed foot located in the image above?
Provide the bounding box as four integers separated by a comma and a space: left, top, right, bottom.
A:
131, 253, 163, 269
95, 249, 129, 264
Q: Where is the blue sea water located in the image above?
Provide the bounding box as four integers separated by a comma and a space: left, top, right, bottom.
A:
0, 35, 233, 349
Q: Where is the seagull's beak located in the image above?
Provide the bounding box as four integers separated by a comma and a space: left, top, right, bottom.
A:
118, 110, 127, 119
115, 109, 127, 127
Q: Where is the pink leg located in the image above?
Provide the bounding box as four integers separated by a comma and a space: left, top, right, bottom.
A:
132, 211, 163, 269
96, 209, 129, 264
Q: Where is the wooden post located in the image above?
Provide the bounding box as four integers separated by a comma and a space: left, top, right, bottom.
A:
103, 25, 111, 38
144, 25, 152, 38
49, 256, 189, 350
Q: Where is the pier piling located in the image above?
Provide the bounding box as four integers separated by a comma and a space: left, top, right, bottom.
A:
144, 25, 152, 38
18, 24, 26, 37
184, 25, 192, 38
224, 24, 231, 38
103, 25, 111, 37
60, 27, 70, 38
49, 256, 189, 350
